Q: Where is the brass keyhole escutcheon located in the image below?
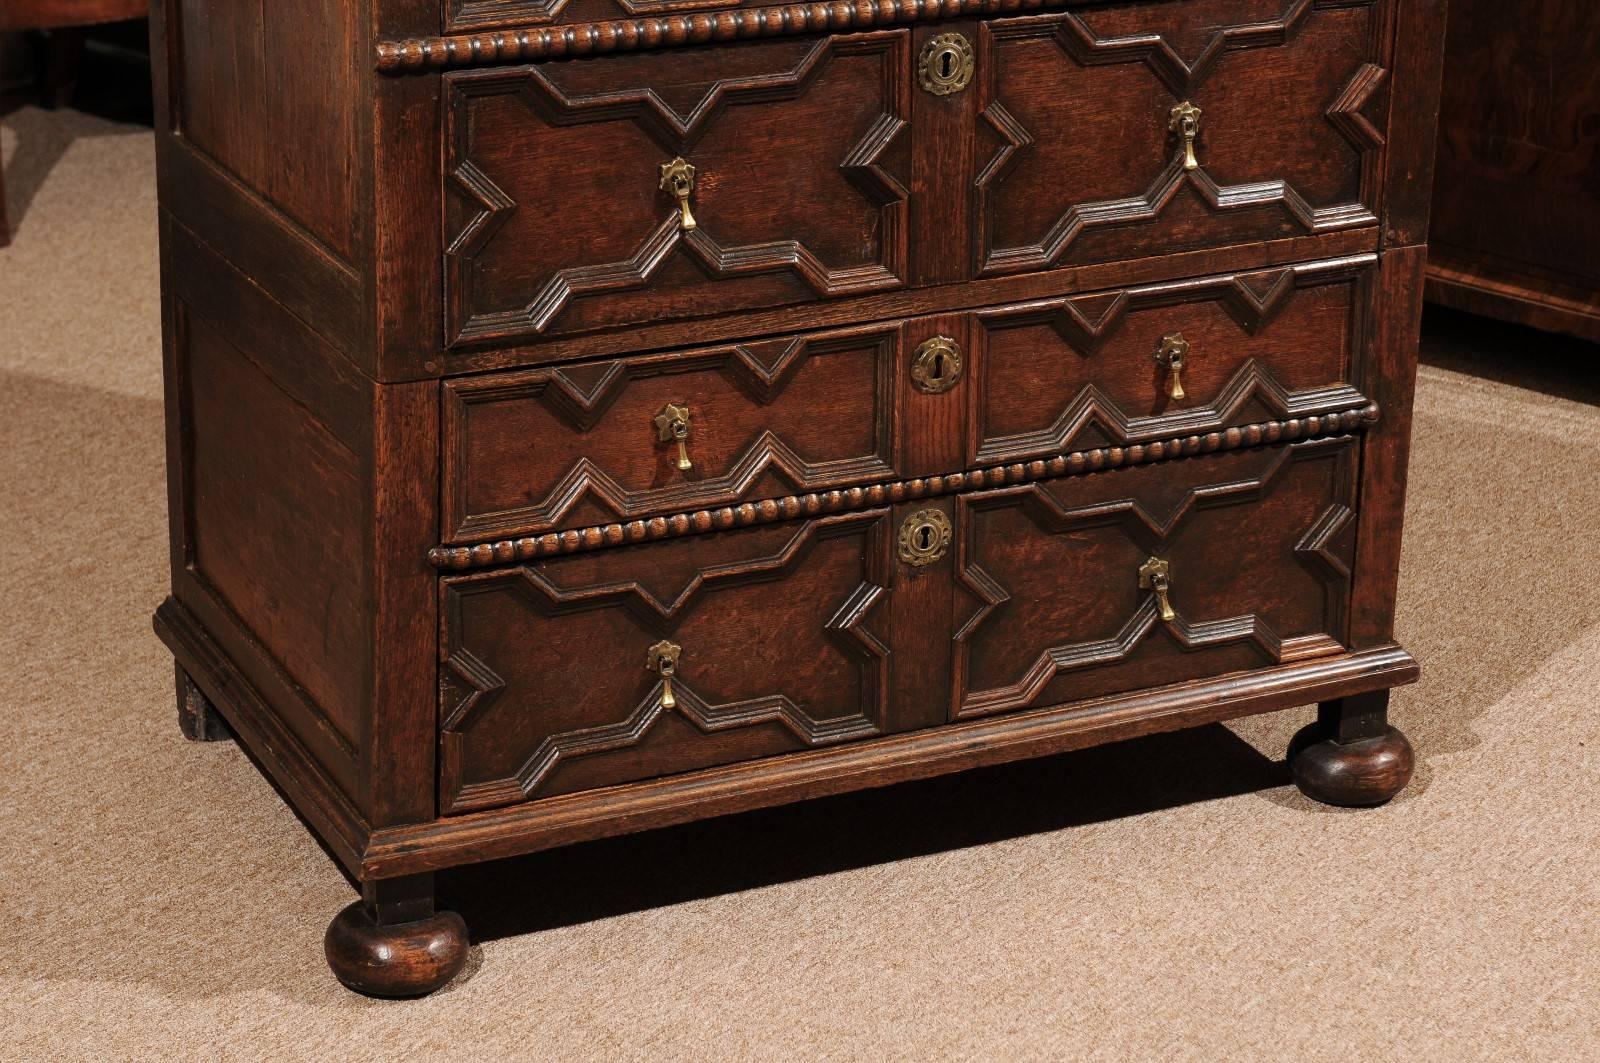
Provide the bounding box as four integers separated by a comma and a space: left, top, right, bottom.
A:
911, 336, 963, 394
898, 509, 952, 567
918, 33, 974, 96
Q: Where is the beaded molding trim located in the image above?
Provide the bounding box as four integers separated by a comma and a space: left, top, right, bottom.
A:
428, 404, 1379, 571
378, 0, 1068, 72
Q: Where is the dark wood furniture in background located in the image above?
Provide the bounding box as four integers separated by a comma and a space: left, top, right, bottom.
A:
1427, 0, 1600, 341
150, 0, 1445, 997
0, 0, 146, 245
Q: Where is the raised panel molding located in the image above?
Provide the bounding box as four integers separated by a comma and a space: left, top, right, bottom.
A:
952, 438, 1356, 719
439, 512, 892, 811
975, 0, 1387, 276
970, 257, 1376, 463
442, 330, 898, 541
443, 34, 910, 346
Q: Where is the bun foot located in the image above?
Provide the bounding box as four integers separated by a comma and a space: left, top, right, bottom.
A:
1288, 722, 1414, 807
325, 902, 469, 998
176, 664, 232, 742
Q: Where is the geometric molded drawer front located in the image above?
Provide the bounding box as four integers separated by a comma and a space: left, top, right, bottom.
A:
443, 31, 911, 347
441, 325, 899, 543
952, 436, 1359, 720
976, 0, 1389, 276
971, 255, 1376, 466
439, 509, 895, 812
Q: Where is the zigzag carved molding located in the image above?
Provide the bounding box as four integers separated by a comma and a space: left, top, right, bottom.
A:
974, 360, 1372, 464
445, 332, 897, 540
446, 37, 907, 344
453, 331, 886, 433
1025, 259, 1342, 352
972, 256, 1377, 461
952, 438, 1356, 718
454, 509, 884, 623
977, 0, 1386, 274
440, 513, 890, 809
430, 403, 1379, 571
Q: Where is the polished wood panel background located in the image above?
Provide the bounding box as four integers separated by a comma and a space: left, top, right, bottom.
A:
1427, 0, 1600, 342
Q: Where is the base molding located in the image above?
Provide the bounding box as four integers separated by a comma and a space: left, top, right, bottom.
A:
154, 596, 371, 874
1426, 256, 1600, 344
361, 646, 1419, 878
161, 591, 1417, 882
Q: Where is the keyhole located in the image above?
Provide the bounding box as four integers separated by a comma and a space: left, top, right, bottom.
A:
938, 49, 954, 79
930, 352, 946, 379
916, 524, 933, 550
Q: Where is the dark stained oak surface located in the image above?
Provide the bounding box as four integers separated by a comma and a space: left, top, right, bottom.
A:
150, 0, 1443, 996
1426, 0, 1600, 342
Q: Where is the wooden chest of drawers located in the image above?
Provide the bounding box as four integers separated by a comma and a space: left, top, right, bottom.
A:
150, 0, 1445, 997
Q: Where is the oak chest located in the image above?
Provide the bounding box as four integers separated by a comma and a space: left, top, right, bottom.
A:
150, 0, 1445, 996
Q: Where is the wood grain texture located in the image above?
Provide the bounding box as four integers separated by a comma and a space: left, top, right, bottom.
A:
953, 437, 1358, 720
439, 510, 895, 810
442, 324, 900, 542
1380, 0, 1446, 247
325, 899, 469, 998
151, 0, 1439, 995
0, 0, 143, 30
1347, 243, 1422, 648
362, 644, 1419, 877
974, 0, 1387, 275
443, 32, 911, 346
167, 0, 363, 263
429, 227, 1382, 380
1426, 0, 1600, 340
430, 406, 1379, 570
1288, 690, 1414, 805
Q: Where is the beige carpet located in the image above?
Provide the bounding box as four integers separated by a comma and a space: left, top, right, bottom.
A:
3, 106, 1598, 1061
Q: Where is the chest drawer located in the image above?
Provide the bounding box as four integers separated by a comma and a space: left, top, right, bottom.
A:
952, 436, 1359, 720
444, 32, 912, 348
439, 509, 900, 812
442, 322, 906, 543
974, 0, 1389, 277
971, 255, 1375, 465
437, 432, 1365, 812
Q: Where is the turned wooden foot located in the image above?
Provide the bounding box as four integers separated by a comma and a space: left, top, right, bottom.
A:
1289, 690, 1414, 807
176, 664, 232, 742
325, 875, 469, 998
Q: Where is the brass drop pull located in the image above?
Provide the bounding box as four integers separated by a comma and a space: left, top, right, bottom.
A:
1154, 333, 1190, 402
659, 157, 697, 231
654, 402, 693, 471
1170, 101, 1202, 171
647, 639, 682, 710
1139, 557, 1176, 622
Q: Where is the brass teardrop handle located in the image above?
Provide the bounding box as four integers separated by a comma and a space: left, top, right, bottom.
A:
647, 639, 682, 710
654, 402, 693, 472
1138, 557, 1176, 622
1170, 101, 1202, 172
1154, 333, 1190, 403
660, 157, 697, 231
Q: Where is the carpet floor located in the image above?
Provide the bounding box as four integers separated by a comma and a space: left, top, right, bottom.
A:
3, 106, 1598, 1062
